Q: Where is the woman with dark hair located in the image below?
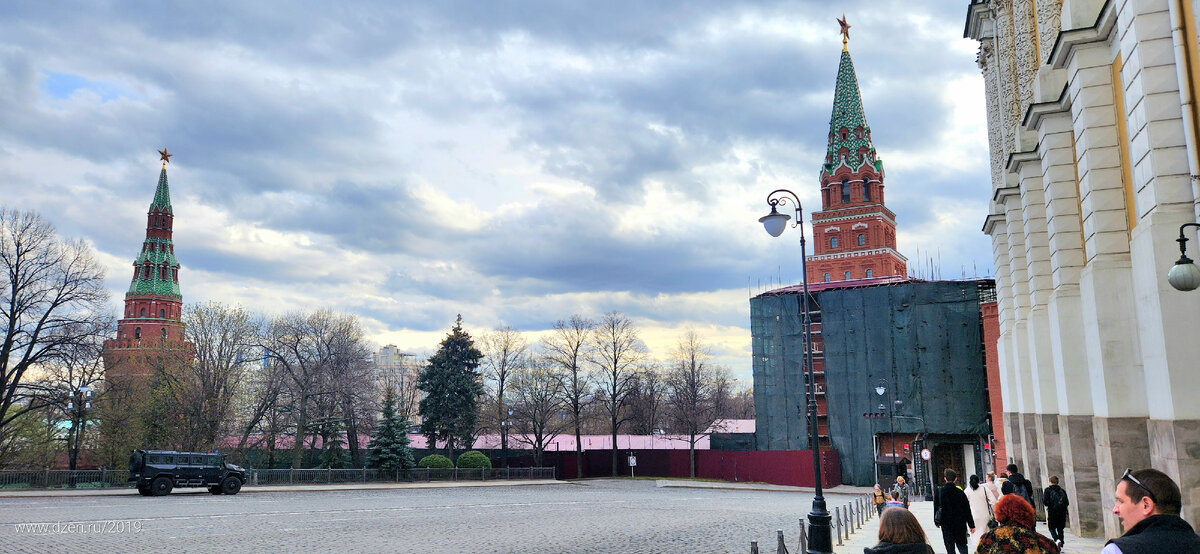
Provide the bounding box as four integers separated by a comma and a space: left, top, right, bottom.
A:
976, 494, 1060, 553
864, 507, 935, 554
966, 473, 998, 547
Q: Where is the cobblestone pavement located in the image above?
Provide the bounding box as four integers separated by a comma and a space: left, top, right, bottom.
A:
841, 498, 1110, 553
0, 479, 863, 553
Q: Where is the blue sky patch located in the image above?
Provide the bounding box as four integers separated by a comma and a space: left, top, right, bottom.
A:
39, 71, 130, 102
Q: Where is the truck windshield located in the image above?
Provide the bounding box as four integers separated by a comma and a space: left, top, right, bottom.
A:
128, 451, 143, 472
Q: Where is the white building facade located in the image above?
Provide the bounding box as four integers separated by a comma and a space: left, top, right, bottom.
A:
965, 0, 1200, 538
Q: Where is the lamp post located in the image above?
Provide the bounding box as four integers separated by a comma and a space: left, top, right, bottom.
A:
501, 409, 514, 467
759, 188, 831, 554
875, 379, 897, 485
1168, 222, 1200, 291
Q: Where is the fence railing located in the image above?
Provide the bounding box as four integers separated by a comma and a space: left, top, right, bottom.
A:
751, 493, 877, 553
0, 467, 555, 490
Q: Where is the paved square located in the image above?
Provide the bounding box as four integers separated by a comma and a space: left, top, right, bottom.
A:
0, 480, 863, 553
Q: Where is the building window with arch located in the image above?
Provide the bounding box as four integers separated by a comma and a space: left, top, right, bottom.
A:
135, 327, 141, 340
844, 271, 851, 280
140, 308, 146, 317
866, 269, 873, 278
161, 328, 167, 340
830, 237, 839, 249
841, 180, 850, 204
159, 309, 166, 318
858, 234, 865, 246
823, 273, 830, 282
862, 181, 870, 201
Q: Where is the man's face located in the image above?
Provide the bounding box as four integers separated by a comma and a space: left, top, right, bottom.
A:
1113, 481, 1155, 532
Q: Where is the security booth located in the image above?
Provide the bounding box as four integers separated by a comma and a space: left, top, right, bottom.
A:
875, 455, 910, 486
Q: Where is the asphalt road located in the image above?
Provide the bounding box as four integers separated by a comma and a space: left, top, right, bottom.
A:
0, 479, 862, 553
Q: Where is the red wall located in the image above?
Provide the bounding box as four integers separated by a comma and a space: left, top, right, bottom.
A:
980, 301, 1007, 466
555, 449, 841, 488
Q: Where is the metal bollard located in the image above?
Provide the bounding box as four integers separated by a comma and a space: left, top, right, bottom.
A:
799, 519, 807, 552
776, 529, 786, 554
750, 541, 759, 554
835, 508, 843, 546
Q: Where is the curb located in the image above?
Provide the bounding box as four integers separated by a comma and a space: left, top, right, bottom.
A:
0, 479, 565, 498
654, 480, 875, 495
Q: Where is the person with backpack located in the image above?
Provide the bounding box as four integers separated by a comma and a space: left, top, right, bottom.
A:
1003, 463, 1037, 527
1042, 476, 1069, 548
873, 484, 889, 516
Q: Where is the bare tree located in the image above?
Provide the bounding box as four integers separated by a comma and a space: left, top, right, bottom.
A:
625, 360, 667, 435
509, 354, 568, 466
589, 312, 645, 477
182, 302, 260, 450
541, 315, 593, 479
665, 330, 730, 477
41, 320, 112, 470
481, 326, 527, 467
0, 209, 108, 433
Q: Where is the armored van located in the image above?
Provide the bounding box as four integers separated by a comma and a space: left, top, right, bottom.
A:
128, 450, 247, 496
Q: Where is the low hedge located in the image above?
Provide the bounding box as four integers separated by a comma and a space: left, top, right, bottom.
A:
455, 451, 492, 469
417, 454, 453, 469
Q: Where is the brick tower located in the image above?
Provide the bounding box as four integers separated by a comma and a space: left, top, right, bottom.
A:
103, 150, 188, 378
807, 43, 907, 284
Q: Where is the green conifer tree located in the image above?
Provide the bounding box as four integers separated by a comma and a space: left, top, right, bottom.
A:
368, 386, 416, 471
319, 419, 349, 469
418, 315, 484, 458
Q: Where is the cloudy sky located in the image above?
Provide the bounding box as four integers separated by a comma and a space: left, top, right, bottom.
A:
0, 1, 990, 382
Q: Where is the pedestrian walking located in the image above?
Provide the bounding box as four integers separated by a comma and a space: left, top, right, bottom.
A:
873, 484, 888, 516
976, 494, 1059, 554
932, 469, 974, 554
966, 473, 998, 548
892, 475, 912, 509
1103, 468, 1200, 553
1042, 475, 1069, 549
864, 507, 935, 554
984, 471, 1001, 499
1003, 463, 1037, 515
886, 491, 905, 509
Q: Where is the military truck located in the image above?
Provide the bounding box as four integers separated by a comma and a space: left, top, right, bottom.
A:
127, 450, 247, 496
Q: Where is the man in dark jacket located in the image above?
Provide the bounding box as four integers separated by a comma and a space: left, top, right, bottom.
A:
1103, 468, 1200, 554
933, 468, 974, 554
1042, 475, 1069, 548
1004, 463, 1037, 524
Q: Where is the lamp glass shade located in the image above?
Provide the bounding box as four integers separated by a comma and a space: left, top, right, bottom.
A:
1168, 260, 1200, 291
759, 212, 790, 237
875, 386, 886, 396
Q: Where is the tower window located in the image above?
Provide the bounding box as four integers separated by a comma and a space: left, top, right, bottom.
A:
135, 327, 141, 340
823, 273, 830, 282
140, 308, 146, 317
858, 234, 865, 246
161, 328, 167, 339
844, 271, 851, 280
830, 237, 839, 248
866, 269, 873, 278
142, 266, 150, 279
863, 181, 871, 201
160, 309, 166, 318
841, 180, 850, 204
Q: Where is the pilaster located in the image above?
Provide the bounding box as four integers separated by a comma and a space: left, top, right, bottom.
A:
1093, 416, 1152, 537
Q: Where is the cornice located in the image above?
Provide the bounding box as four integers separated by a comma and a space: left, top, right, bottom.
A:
964, 1, 994, 40
1023, 83, 1071, 130
1005, 150, 1040, 173
992, 185, 1020, 203
807, 247, 909, 263
982, 213, 1007, 235
1049, 0, 1115, 69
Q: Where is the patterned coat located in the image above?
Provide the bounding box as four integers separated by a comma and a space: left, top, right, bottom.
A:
975, 523, 1060, 554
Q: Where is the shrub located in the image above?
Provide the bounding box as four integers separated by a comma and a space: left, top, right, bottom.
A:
456, 450, 492, 469
417, 454, 453, 469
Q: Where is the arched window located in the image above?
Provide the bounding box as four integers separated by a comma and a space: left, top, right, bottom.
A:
159, 309, 166, 318
161, 328, 167, 339
140, 308, 146, 317
844, 271, 851, 280
142, 266, 150, 279
841, 180, 850, 204
134, 327, 141, 340
866, 269, 873, 278
823, 273, 830, 282
830, 237, 839, 248
862, 181, 871, 201
858, 234, 866, 246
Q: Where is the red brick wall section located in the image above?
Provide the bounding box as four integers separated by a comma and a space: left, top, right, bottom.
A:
556, 450, 842, 488
980, 301, 1006, 466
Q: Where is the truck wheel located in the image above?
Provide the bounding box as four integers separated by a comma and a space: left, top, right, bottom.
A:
208, 486, 223, 494
137, 485, 152, 496
151, 476, 173, 496
220, 476, 242, 495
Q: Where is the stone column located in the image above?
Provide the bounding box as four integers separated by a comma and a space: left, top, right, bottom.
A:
1114, 0, 1200, 527
1065, 40, 1150, 538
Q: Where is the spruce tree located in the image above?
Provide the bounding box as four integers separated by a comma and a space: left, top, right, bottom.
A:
368, 386, 416, 471
319, 419, 349, 469
418, 315, 484, 458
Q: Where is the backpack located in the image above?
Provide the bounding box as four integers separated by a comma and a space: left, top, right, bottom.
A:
1044, 486, 1067, 511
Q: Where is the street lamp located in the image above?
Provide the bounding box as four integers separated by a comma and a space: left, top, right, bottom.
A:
875, 379, 897, 486
1168, 223, 1200, 291
759, 188, 831, 554
501, 409, 514, 468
